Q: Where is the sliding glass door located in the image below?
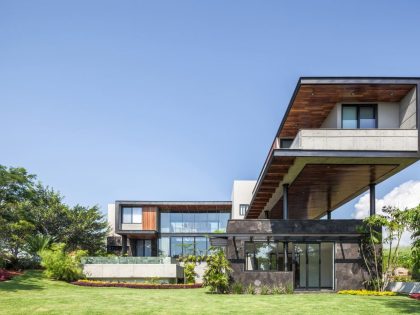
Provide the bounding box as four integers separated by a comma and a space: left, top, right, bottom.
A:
294, 242, 333, 290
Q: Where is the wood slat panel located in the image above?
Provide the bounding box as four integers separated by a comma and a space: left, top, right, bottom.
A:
279, 84, 414, 138
270, 164, 398, 219
142, 206, 158, 230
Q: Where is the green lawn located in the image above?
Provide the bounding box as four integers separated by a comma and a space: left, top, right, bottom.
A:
0, 271, 418, 315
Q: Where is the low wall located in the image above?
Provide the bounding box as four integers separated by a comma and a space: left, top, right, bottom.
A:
83, 264, 184, 280
387, 282, 420, 294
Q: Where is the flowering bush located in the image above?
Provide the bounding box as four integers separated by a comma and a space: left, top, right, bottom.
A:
338, 290, 397, 296
0, 269, 21, 282
72, 279, 203, 289
409, 293, 420, 300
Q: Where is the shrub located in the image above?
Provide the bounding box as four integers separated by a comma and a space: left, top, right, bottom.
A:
285, 283, 294, 294
272, 285, 286, 294
230, 282, 244, 294
39, 243, 87, 282
203, 247, 232, 294
184, 262, 196, 284
260, 285, 271, 295
245, 284, 256, 295
392, 275, 412, 282
338, 290, 397, 296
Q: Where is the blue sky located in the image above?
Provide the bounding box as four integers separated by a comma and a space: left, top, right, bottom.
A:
1, 1, 420, 217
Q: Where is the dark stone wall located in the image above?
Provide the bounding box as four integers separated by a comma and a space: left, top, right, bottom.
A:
335, 242, 369, 290
225, 235, 372, 290
227, 219, 364, 235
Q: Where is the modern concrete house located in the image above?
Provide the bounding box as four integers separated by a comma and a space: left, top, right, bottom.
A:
100, 77, 420, 290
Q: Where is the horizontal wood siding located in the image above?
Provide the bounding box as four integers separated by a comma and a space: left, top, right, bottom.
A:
142, 207, 157, 230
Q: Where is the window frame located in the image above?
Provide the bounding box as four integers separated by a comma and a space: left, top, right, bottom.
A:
239, 204, 249, 216
121, 207, 143, 224
341, 104, 378, 129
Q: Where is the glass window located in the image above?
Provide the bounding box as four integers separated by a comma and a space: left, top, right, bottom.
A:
208, 212, 219, 232
144, 240, 152, 257
245, 242, 256, 271
280, 139, 294, 149
342, 106, 358, 128
183, 213, 195, 233
342, 104, 377, 129
183, 237, 195, 256
245, 241, 284, 271
132, 207, 142, 224
239, 204, 249, 216
158, 237, 170, 257
122, 207, 132, 224
218, 212, 230, 232
170, 213, 183, 233
195, 237, 207, 256
170, 237, 183, 257
195, 212, 208, 233
359, 106, 376, 128
160, 212, 170, 233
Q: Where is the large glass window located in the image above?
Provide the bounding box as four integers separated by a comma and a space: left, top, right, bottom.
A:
170, 237, 183, 257
246, 242, 279, 271
342, 104, 377, 129
195, 237, 207, 256
121, 207, 142, 224
158, 237, 170, 257
160, 211, 230, 233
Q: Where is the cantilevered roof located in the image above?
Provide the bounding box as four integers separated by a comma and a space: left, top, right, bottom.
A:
246, 77, 420, 219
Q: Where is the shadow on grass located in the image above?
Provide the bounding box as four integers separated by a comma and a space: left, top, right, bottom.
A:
383, 296, 419, 314
0, 270, 44, 292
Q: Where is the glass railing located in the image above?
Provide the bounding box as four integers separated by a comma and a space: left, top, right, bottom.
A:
81, 256, 176, 264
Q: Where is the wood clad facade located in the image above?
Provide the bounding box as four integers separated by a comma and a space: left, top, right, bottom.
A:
142, 206, 158, 230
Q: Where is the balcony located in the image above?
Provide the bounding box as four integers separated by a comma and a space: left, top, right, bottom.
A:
289, 129, 418, 151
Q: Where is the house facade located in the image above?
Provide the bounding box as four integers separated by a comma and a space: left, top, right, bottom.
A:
106, 77, 420, 290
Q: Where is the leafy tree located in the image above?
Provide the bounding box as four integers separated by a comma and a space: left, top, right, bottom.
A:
404, 205, 420, 279
62, 205, 109, 255
359, 206, 413, 291
203, 247, 232, 294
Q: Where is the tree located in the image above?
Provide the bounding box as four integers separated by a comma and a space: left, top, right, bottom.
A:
62, 205, 109, 255
203, 247, 232, 294
404, 205, 420, 279
360, 206, 412, 291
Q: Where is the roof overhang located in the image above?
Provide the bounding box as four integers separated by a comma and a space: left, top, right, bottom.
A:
115, 201, 232, 211
246, 150, 418, 219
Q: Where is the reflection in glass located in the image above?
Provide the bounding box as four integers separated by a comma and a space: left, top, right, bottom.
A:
342, 106, 357, 128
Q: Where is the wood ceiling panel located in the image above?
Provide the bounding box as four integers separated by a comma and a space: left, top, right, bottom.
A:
270, 164, 398, 220
279, 84, 414, 138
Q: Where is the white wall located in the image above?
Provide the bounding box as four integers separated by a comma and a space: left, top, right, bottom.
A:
400, 87, 417, 129
231, 180, 256, 219
107, 203, 116, 236
83, 263, 184, 279
321, 102, 402, 129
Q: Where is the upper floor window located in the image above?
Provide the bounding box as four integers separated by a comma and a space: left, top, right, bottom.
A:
122, 207, 142, 224
239, 204, 249, 216
342, 104, 377, 129
280, 139, 294, 149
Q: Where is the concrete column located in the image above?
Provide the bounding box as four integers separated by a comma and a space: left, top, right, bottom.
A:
327, 211, 331, 220
122, 235, 128, 255
284, 242, 288, 271
283, 184, 289, 220
370, 184, 376, 216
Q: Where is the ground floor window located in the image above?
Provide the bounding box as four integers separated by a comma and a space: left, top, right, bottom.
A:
245, 241, 292, 271
158, 236, 210, 257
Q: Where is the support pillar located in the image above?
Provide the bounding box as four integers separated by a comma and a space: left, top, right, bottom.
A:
283, 184, 289, 220
284, 242, 288, 271
370, 183, 376, 216
327, 211, 331, 220
122, 235, 127, 255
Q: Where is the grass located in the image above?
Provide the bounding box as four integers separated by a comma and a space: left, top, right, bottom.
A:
0, 271, 418, 315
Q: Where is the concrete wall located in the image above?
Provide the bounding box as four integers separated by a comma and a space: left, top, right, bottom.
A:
378, 102, 400, 128
231, 180, 256, 219
321, 104, 341, 128
387, 282, 420, 294
83, 263, 184, 279
107, 203, 117, 236
290, 129, 418, 151
400, 87, 417, 129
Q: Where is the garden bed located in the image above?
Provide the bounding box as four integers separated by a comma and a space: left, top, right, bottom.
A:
0, 269, 22, 282
72, 279, 203, 289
